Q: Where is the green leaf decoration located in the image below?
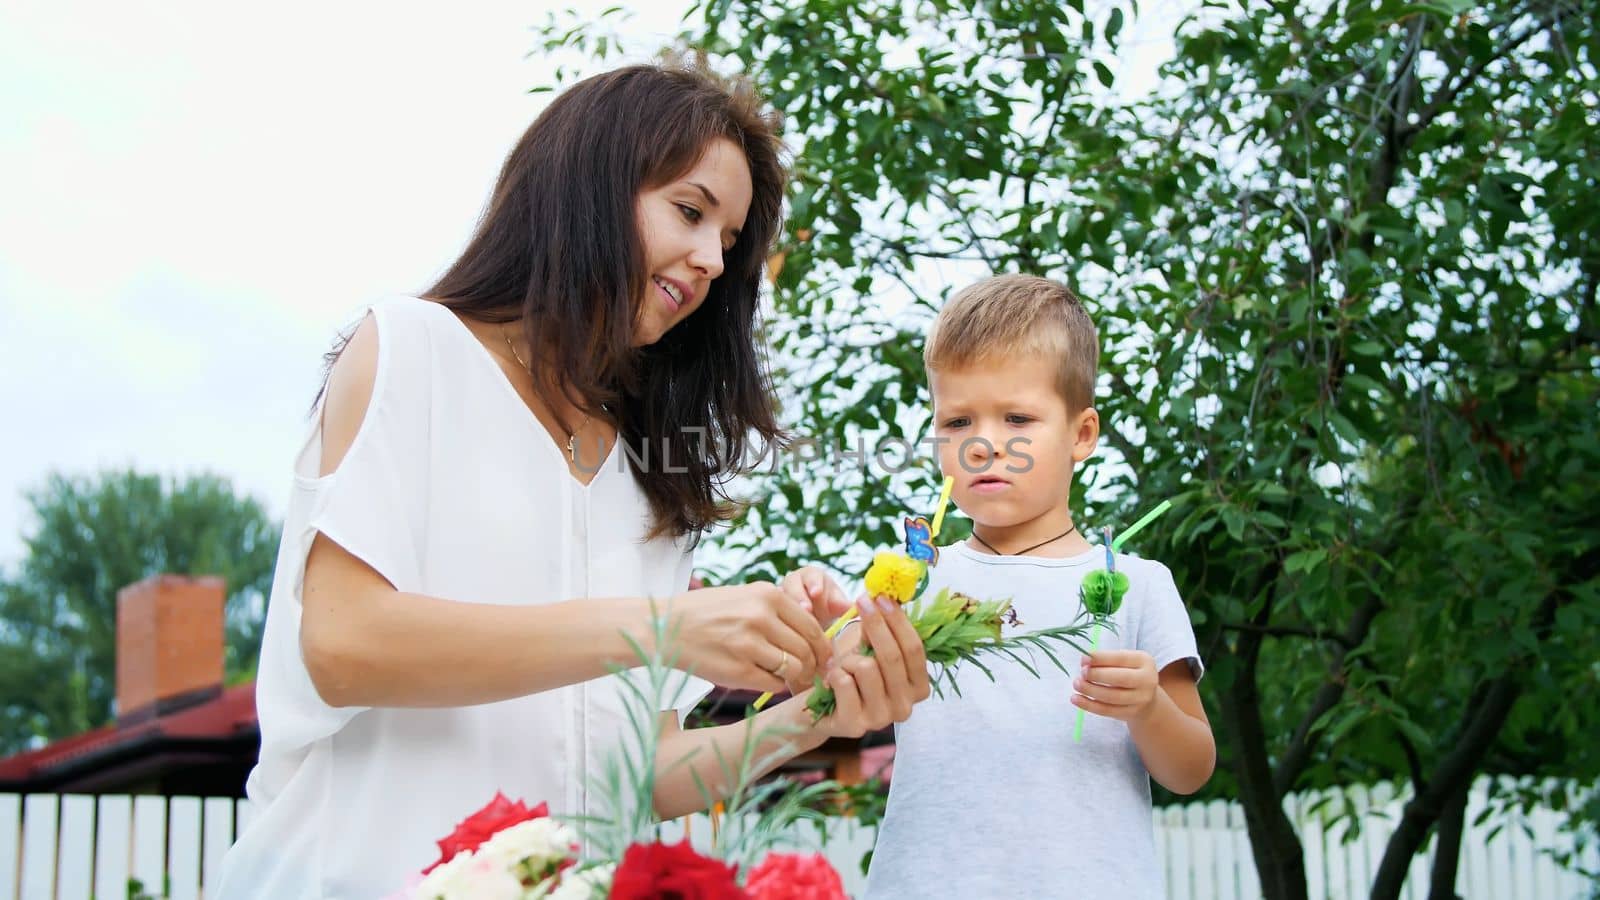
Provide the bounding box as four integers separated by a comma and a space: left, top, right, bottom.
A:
1080, 569, 1130, 617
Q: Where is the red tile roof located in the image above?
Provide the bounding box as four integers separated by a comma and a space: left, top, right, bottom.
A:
0, 683, 257, 785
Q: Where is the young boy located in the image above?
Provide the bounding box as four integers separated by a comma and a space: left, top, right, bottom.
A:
863, 275, 1215, 899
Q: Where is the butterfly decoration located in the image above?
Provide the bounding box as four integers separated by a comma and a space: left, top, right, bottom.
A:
904, 516, 939, 565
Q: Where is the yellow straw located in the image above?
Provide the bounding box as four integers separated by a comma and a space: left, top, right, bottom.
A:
821, 609, 857, 641
929, 476, 955, 537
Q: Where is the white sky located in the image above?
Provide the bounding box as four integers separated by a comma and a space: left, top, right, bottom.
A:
0, 1, 697, 566
0, 1, 1179, 568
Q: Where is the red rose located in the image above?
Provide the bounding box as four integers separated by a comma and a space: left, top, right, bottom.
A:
423, 792, 550, 874
745, 853, 847, 900
609, 840, 746, 899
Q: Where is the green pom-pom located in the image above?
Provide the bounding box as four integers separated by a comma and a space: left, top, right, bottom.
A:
1080, 570, 1130, 616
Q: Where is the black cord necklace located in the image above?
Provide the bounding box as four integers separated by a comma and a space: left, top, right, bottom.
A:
970, 524, 1079, 557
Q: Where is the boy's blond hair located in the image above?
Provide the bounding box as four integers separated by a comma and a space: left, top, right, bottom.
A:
923, 274, 1099, 411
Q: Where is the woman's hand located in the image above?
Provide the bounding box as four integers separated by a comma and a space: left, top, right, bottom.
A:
811, 594, 931, 739
669, 582, 834, 693
780, 565, 854, 628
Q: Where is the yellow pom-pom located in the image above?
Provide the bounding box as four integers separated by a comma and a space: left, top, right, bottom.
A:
863, 551, 925, 604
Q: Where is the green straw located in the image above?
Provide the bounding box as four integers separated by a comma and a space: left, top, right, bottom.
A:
1074, 622, 1106, 742
1111, 499, 1172, 552
1074, 499, 1173, 742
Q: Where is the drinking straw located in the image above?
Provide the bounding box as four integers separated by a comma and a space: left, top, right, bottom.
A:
1073, 499, 1173, 741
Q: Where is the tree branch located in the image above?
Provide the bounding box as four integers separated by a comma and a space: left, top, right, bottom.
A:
1222, 559, 1313, 898
1369, 668, 1524, 900
1389, 15, 1428, 135
1369, 540, 1599, 900
1273, 591, 1386, 797
933, 186, 1001, 268
1016, 173, 1040, 270
1427, 776, 1472, 900
1355, 15, 1429, 256
1403, 11, 1556, 139
869, 234, 993, 263
1269, 481, 1421, 798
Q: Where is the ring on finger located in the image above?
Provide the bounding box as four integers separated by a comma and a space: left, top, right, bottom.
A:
771, 650, 790, 680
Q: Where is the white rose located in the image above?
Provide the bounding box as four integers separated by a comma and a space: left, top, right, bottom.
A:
410, 849, 524, 900
410, 851, 471, 897
543, 863, 615, 900
475, 817, 577, 872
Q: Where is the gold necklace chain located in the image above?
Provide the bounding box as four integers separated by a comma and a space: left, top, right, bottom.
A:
504, 328, 591, 461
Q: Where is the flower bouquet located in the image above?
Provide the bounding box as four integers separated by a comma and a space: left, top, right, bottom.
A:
389, 613, 854, 900
391, 793, 844, 900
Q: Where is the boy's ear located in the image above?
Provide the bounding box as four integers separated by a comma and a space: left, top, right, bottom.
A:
1071, 406, 1101, 463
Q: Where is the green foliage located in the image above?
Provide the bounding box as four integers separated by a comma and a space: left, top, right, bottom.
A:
573, 610, 836, 876
124, 875, 169, 900
539, 0, 1598, 894
806, 776, 889, 877
0, 469, 278, 754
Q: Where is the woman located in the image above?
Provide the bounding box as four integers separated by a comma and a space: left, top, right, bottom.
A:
216, 58, 929, 898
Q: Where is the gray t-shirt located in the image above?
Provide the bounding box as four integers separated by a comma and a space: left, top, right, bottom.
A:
863, 542, 1203, 900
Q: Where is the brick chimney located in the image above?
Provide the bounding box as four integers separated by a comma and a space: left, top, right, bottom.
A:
115, 575, 226, 723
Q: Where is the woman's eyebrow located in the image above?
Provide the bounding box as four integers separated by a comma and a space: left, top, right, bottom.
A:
687, 182, 720, 207
685, 181, 742, 241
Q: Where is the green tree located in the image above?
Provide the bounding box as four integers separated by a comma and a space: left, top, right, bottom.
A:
541, 2, 1599, 895
0, 470, 278, 754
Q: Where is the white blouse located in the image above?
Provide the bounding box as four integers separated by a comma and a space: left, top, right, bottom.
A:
216, 297, 709, 899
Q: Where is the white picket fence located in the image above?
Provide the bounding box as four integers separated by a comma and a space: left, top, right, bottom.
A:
0, 794, 248, 900
0, 778, 1594, 899
1152, 779, 1597, 900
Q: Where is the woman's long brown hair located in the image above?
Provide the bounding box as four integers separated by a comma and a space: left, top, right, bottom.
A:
428, 55, 788, 539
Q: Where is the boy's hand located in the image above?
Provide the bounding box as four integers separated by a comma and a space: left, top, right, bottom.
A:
811, 594, 931, 739
1071, 650, 1159, 723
